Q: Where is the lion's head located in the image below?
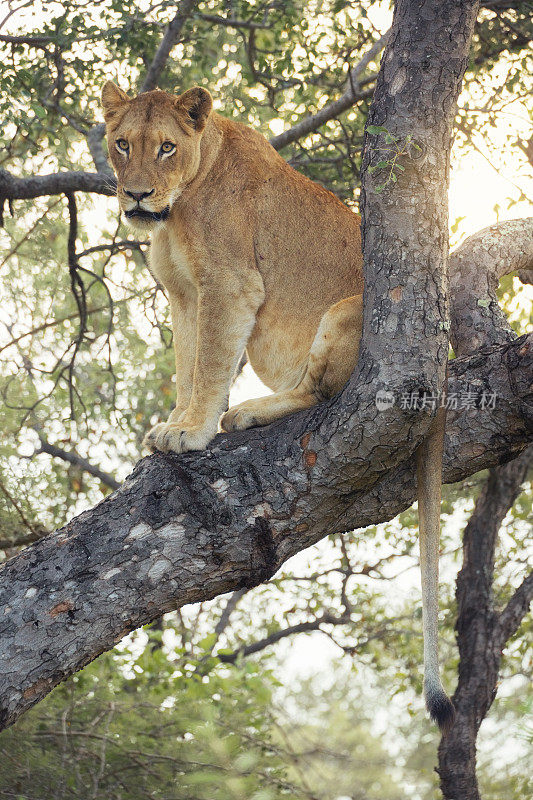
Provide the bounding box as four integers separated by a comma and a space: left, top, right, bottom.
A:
101, 83, 213, 230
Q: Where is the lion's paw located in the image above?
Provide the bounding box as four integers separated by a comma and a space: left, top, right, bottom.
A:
144, 420, 217, 454
220, 405, 259, 432
142, 422, 169, 452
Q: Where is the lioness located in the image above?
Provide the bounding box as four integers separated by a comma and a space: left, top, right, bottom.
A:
101, 82, 454, 731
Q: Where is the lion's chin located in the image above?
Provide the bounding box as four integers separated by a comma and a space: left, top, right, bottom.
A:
123, 206, 170, 229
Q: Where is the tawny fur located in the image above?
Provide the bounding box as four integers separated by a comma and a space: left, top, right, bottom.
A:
101, 82, 363, 453
101, 82, 451, 728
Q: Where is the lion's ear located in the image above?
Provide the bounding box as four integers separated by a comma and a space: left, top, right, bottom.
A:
101, 81, 130, 122
175, 87, 213, 132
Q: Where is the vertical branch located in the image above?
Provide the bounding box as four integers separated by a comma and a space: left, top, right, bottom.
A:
438, 447, 532, 800
65, 193, 86, 419
140, 0, 199, 93
358, 0, 479, 401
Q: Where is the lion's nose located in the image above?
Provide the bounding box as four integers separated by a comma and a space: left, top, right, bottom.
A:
124, 188, 154, 203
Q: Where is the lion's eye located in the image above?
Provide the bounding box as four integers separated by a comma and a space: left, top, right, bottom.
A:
159, 141, 175, 156
115, 139, 129, 153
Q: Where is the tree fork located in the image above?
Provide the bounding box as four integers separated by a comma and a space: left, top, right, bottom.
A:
6, 0, 532, 735
2, 308, 530, 729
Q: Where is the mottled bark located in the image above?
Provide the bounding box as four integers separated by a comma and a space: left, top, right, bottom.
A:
0, 168, 115, 204
0, 331, 530, 731
450, 218, 533, 357
359, 0, 481, 397
0, 0, 501, 732
437, 447, 532, 800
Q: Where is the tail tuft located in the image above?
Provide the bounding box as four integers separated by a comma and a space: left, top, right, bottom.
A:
426, 687, 456, 733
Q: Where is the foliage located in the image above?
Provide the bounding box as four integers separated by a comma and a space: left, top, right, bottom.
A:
366, 125, 420, 193
0, 647, 296, 799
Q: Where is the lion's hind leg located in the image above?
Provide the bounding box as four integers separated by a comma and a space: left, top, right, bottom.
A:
220, 294, 363, 433
220, 386, 317, 432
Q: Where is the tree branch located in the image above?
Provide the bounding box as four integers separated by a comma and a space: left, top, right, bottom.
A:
140, 0, 199, 93
86, 124, 112, 175
217, 615, 350, 663
498, 569, 533, 646
450, 219, 533, 357
269, 32, 387, 152
455, 445, 532, 661
0, 169, 116, 208
34, 434, 121, 491
0, 329, 529, 731
212, 589, 248, 642
437, 447, 531, 799
0, 33, 52, 47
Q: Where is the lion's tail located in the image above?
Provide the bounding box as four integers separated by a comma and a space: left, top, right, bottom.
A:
416, 405, 455, 733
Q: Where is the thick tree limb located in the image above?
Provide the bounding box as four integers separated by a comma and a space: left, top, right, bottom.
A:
0, 328, 530, 729
450, 219, 533, 357
0, 169, 116, 204
1, 288, 530, 733
0, 0, 513, 732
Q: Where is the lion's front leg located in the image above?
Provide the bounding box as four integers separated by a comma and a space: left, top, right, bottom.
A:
148, 273, 264, 454
143, 291, 196, 452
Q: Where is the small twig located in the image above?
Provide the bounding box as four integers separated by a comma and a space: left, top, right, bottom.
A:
34, 431, 121, 491
0, 478, 40, 536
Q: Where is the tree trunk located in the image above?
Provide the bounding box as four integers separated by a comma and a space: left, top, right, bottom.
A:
3, 0, 533, 734
438, 448, 532, 800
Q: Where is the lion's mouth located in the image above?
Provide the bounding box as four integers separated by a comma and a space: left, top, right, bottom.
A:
124, 206, 170, 223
